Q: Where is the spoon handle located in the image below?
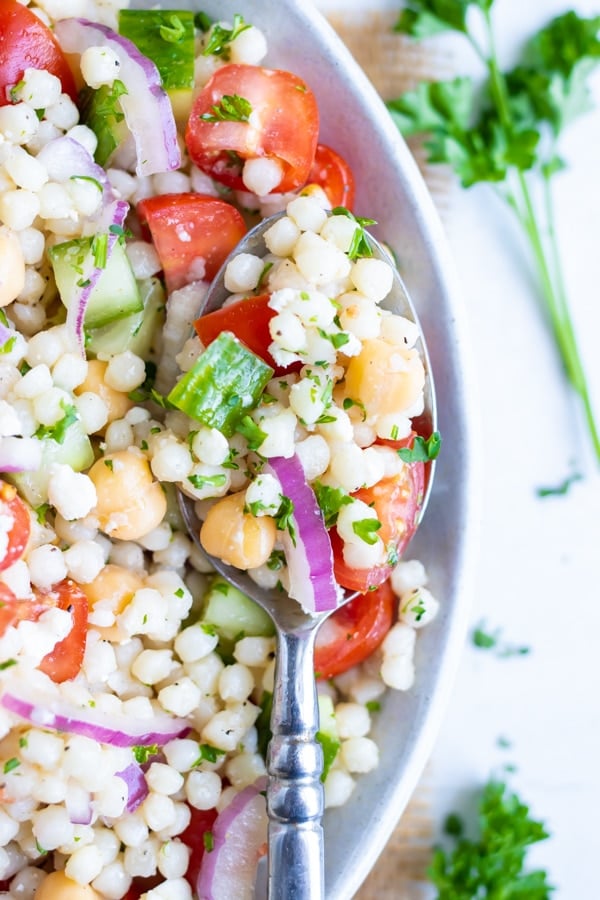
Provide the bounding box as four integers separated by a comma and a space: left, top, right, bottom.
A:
266, 626, 324, 900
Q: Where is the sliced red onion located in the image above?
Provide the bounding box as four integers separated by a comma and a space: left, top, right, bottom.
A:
36, 136, 114, 203
265, 455, 342, 614
1, 689, 190, 748
0, 437, 43, 474
116, 762, 149, 813
66, 197, 129, 356
0, 321, 14, 347
54, 18, 181, 176
197, 781, 268, 900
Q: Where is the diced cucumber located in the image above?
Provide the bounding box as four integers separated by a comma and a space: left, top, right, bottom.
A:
79, 82, 130, 168
49, 236, 142, 330
86, 277, 165, 360
167, 332, 274, 437
200, 576, 275, 652
8, 421, 94, 508
316, 694, 340, 782
118, 10, 195, 124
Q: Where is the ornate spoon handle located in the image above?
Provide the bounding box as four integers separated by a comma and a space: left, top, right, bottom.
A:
266, 625, 324, 900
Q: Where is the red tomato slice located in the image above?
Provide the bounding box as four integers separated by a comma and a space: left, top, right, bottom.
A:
314, 580, 396, 679
137, 193, 247, 293
185, 64, 319, 193
0, 481, 31, 572
194, 292, 303, 376
0, 0, 77, 106
180, 805, 219, 889
307, 144, 355, 210
37, 579, 89, 683
332, 462, 425, 593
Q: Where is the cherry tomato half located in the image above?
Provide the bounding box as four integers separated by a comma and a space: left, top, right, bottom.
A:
186, 64, 319, 193
0, 481, 31, 572
0, 579, 88, 683
180, 805, 219, 889
137, 193, 247, 293
37, 579, 89, 683
314, 580, 396, 679
307, 144, 355, 210
0, 0, 77, 106
332, 462, 425, 593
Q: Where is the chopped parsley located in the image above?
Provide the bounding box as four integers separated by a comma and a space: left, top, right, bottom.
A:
3, 758, 20, 774
159, 13, 186, 42
193, 743, 226, 766
397, 431, 442, 463
200, 93, 252, 123
429, 779, 553, 897
536, 471, 582, 497
331, 207, 377, 259
236, 415, 267, 451
34, 400, 78, 444
0, 335, 17, 355
352, 517, 382, 545
472, 621, 531, 658
313, 482, 352, 528
187, 473, 227, 490
202, 14, 251, 58
203, 830, 214, 852
132, 744, 159, 764
0, 659, 17, 671
274, 495, 296, 545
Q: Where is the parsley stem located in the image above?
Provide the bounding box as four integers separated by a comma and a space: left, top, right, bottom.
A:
482, 8, 600, 463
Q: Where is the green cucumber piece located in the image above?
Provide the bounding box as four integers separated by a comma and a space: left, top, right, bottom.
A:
118, 10, 195, 122
316, 695, 340, 782
79, 81, 129, 168
86, 277, 165, 359
8, 421, 94, 508
200, 576, 275, 649
167, 331, 273, 437
49, 236, 142, 330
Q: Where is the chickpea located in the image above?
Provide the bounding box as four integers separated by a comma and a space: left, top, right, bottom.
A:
201, 491, 276, 570
343, 338, 424, 417
88, 450, 167, 541
75, 359, 133, 426
0, 226, 26, 307
36, 871, 101, 900
82, 563, 144, 641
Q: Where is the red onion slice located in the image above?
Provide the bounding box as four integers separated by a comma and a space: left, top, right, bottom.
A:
66, 197, 129, 355
0, 437, 43, 473
116, 762, 149, 813
1, 688, 190, 748
196, 781, 268, 900
66, 785, 93, 825
264, 455, 342, 614
54, 18, 181, 176
36, 136, 114, 203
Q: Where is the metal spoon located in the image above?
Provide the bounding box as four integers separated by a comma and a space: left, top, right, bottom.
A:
177, 212, 437, 900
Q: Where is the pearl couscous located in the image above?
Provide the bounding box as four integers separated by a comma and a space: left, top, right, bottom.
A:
0, 2, 439, 897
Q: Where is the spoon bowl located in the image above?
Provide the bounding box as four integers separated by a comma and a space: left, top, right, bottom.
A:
177, 211, 437, 899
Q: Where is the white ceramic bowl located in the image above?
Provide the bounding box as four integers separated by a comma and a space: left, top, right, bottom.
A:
136, 1, 479, 894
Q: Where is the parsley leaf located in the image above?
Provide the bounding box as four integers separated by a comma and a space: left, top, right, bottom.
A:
236, 415, 267, 451
352, 517, 382, 545
202, 14, 251, 58
187, 473, 227, 491
159, 13, 186, 42
390, 5, 600, 464
34, 400, 79, 444
200, 93, 252, 123
429, 779, 553, 898
331, 206, 377, 259
313, 482, 352, 528
274, 495, 296, 546
132, 744, 159, 764
397, 431, 442, 463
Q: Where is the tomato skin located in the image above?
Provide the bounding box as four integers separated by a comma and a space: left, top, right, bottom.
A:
0, 482, 30, 572
37, 579, 88, 683
314, 580, 396, 679
180, 805, 219, 888
137, 193, 247, 293
332, 462, 425, 592
0, 0, 77, 106
307, 144, 355, 210
185, 64, 319, 193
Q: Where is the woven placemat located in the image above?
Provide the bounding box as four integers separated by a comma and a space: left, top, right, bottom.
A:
323, 11, 455, 898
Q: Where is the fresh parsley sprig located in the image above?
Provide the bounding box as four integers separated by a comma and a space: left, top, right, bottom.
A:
389, 4, 600, 464
429, 779, 553, 898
